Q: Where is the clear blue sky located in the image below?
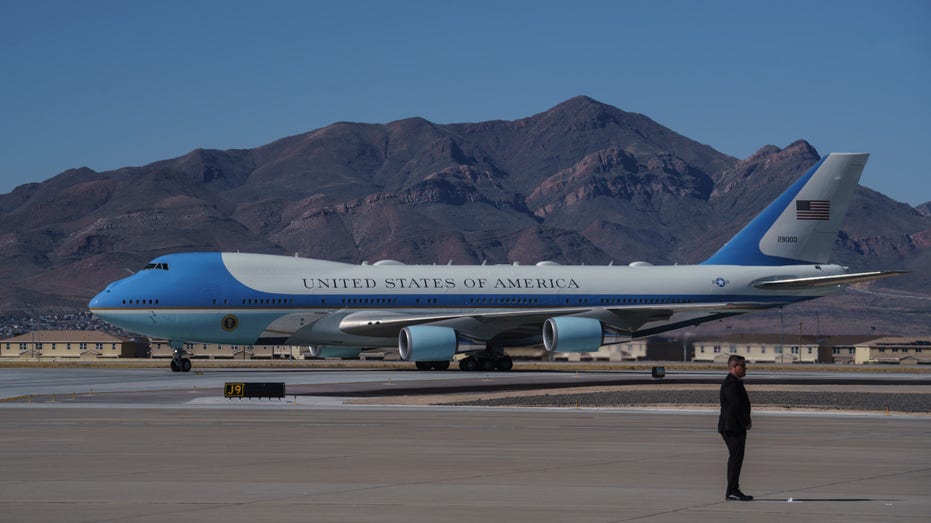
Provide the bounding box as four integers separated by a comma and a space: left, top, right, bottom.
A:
2, 0, 929, 204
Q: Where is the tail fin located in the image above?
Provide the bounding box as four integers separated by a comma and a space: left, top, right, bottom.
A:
702, 153, 868, 266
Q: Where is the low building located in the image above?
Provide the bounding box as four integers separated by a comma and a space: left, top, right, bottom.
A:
690, 334, 883, 364
690, 334, 931, 365
851, 337, 931, 365
5, 330, 928, 365
559, 340, 648, 362
692, 334, 821, 364
148, 340, 303, 360
0, 330, 144, 359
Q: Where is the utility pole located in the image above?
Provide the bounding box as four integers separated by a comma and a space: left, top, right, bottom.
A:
798, 321, 803, 363
26, 304, 39, 358
779, 307, 785, 364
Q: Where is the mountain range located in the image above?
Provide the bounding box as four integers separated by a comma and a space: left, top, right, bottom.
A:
1, 96, 928, 335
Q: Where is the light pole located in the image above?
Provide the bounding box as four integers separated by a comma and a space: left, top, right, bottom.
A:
779, 307, 785, 364
25, 303, 39, 359
798, 321, 803, 363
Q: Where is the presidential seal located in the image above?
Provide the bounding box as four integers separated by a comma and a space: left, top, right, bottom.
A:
221, 314, 239, 331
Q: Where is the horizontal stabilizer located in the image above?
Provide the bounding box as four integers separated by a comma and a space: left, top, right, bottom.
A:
752, 270, 907, 290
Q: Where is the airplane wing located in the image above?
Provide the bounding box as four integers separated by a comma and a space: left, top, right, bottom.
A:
337, 302, 771, 339
752, 270, 907, 290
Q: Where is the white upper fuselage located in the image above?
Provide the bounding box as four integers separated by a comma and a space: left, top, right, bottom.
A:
89, 252, 847, 348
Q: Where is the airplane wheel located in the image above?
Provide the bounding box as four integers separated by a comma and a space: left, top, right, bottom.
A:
431, 361, 450, 371
415, 361, 432, 371
496, 356, 513, 372
459, 357, 478, 372
170, 360, 181, 372
181, 359, 192, 372
480, 358, 496, 372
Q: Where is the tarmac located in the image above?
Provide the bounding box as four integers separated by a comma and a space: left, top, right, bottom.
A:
0, 367, 928, 522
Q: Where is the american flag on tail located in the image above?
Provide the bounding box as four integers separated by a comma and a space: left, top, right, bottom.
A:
796, 200, 830, 220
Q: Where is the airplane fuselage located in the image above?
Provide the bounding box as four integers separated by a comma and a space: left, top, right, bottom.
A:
89, 252, 845, 348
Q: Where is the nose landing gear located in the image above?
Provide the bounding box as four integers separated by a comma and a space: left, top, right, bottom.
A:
170, 346, 192, 372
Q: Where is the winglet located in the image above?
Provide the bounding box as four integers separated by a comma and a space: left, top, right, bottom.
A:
702, 153, 868, 266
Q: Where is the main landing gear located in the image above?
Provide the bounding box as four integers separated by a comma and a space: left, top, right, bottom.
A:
459, 347, 513, 372
414, 360, 451, 371
170, 347, 192, 372
412, 346, 514, 372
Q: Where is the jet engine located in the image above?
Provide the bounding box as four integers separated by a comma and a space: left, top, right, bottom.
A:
308, 346, 363, 359
543, 317, 603, 352
398, 325, 458, 362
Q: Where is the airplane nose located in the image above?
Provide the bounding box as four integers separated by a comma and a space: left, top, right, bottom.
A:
89, 281, 121, 310
88, 281, 135, 328
89, 289, 110, 310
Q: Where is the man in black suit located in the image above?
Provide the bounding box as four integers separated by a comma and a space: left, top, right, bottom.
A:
718, 354, 753, 501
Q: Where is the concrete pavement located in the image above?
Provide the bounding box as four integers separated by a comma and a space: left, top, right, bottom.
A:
0, 407, 927, 522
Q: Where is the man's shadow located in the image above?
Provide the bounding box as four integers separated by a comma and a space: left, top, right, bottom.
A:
754, 498, 902, 502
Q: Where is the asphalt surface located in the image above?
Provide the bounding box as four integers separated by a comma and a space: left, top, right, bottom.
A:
0, 366, 928, 523
450, 389, 931, 412
2, 366, 929, 405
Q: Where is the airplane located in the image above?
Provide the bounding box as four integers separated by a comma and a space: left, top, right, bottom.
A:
89, 153, 904, 372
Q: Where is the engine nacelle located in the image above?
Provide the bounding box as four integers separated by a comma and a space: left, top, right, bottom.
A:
308, 346, 363, 359
543, 317, 603, 352
398, 325, 457, 362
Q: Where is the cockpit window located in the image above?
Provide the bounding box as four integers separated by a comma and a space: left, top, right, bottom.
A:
142, 263, 169, 271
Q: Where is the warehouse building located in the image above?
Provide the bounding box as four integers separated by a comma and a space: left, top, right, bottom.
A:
0, 330, 146, 359
691, 334, 931, 365
1, 331, 929, 364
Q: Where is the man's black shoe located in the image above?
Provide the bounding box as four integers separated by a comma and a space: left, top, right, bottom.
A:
726, 492, 753, 501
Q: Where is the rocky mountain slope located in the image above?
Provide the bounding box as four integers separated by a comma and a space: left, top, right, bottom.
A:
1, 96, 928, 335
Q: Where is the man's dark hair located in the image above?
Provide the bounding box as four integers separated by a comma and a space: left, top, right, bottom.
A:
727, 354, 746, 369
